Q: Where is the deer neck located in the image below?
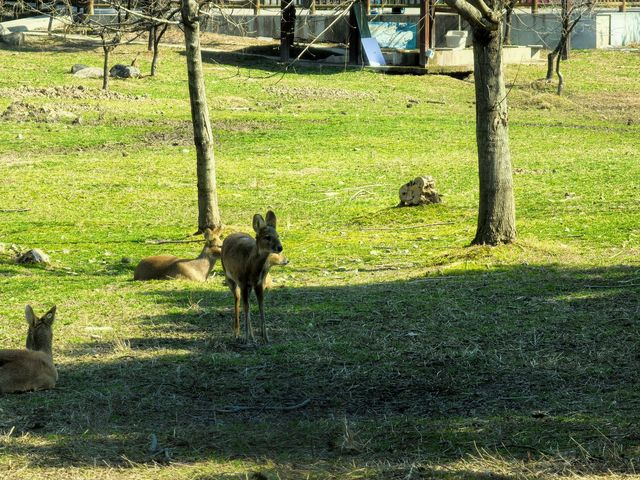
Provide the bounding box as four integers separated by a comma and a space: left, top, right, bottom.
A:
195, 246, 217, 277
37, 344, 53, 361
249, 248, 272, 281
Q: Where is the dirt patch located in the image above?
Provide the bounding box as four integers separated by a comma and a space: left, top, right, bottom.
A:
0, 85, 145, 101
1, 100, 84, 123
264, 85, 377, 101
576, 91, 640, 122
514, 167, 558, 175
142, 119, 272, 146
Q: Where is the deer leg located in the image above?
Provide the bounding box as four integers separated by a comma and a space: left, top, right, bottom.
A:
229, 280, 241, 338
241, 286, 254, 344
255, 284, 269, 343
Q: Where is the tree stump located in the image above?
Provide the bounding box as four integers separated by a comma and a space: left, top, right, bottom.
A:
399, 176, 441, 206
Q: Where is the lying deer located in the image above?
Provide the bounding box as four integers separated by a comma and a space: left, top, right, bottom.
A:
134, 228, 223, 281
221, 211, 288, 344
0, 305, 58, 394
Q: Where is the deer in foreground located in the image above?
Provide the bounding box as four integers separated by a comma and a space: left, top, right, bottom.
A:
134, 228, 223, 281
0, 305, 58, 394
221, 211, 288, 344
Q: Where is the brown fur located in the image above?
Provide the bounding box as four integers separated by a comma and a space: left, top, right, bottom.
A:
134, 228, 223, 281
0, 305, 57, 394
221, 211, 288, 343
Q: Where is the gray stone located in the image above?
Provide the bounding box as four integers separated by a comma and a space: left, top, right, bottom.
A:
0, 32, 25, 47
109, 64, 141, 78
74, 67, 104, 79
71, 64, 89, 74
16, 248, 50, 265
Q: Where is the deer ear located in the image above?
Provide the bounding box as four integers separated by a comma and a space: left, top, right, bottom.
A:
42, 306, 56, 326
266, 211, 277, 228
25, 305, 37, 326
253, 214, 266, 233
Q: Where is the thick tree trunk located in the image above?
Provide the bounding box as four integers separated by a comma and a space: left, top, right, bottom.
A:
471, 28, 516, 245
181, 0, 222, 232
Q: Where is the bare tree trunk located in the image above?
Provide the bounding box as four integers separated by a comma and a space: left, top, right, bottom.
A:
148, 25, 155, 51
151, 24, 168, 76
102, 47, 110, 90
503, 1, 515, 45
181, 0, 222, 232
151, 41, 160, 76
546, 44, 560, 80
471, 28, 516, 245
555, 53, 564, 95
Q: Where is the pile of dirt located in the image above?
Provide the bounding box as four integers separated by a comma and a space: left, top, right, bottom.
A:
264, 85, 377, 101
0, 85, 145, 101
1, 100, 82, 123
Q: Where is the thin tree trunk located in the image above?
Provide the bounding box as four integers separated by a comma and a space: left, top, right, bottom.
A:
181, 0, 222, 232
471, 28, 516, 245
151, 41, 160, 76
102, 47, 110, 90
151, 24, 168, 76
555, 52, 564, 95
148, 25, 155, 51
503, 4, 513, 45
546, 48, 559, 80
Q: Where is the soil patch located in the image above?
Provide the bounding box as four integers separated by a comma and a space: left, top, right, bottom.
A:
0, 85, 145, 101
264, 85, 376, 101
142, 119, 274, 146
1, 100, 84, 123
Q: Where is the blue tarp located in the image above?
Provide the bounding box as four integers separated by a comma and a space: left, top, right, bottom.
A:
369, 21, 417, 50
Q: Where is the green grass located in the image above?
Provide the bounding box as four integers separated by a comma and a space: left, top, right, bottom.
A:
0, 35, 639, 479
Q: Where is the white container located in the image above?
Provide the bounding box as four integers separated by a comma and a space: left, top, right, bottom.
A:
445, 30, 469, 49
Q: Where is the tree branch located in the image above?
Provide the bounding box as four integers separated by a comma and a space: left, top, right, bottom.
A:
443, 0, 499, 31
468, 0, 501, 24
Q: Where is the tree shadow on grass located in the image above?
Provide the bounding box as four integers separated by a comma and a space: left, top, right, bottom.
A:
1, 263, 639, 477
193, 47, 352, 76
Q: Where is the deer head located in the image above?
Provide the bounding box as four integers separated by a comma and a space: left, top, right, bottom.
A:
253, 211, 283, 256
25, 305, 56, 357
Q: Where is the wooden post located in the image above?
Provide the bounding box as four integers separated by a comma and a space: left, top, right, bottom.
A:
418, 0, 433, 67
254, 0, 261, 16
619, 0, 626, 12
348, 3, 362, 65
365, 0, 371, 15
531, 0, 538, 14
311, 0, 316, 15
429, 0, 435, 48
418, 0, 427, 66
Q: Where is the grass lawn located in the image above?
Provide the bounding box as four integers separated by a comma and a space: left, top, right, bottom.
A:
0, 34, 639, 479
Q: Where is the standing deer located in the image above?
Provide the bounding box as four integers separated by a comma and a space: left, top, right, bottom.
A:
221, 211, 288, 344
0, 305, 58, 394
134, 228, 223, 281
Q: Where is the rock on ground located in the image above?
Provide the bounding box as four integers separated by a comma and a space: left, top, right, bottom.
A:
74, 67, 104, 79
71, 64, 89, 74
16, 249, 50, 265
109, 64, 141, 78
